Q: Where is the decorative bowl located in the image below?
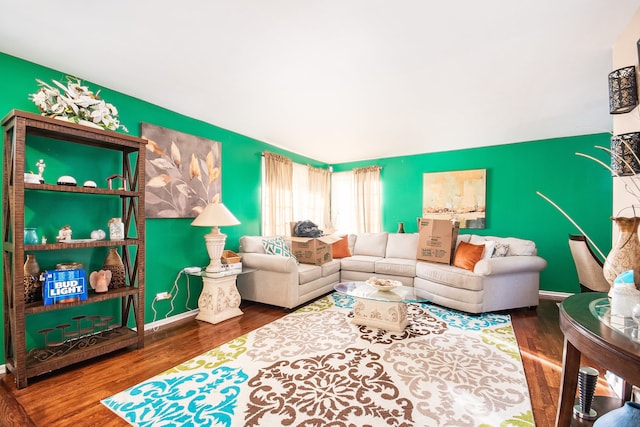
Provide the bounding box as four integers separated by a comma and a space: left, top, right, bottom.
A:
366, 277, 402, 291
57, 175, 77, 186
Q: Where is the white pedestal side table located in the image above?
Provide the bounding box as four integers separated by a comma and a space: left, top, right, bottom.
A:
196, 272, 243, 324
182, 267, 254, 324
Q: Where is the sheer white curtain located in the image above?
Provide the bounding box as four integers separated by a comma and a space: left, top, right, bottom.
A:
263, 153, 332, 236
262, 152, 293, 236
292, 163, 308, 225
330, 171, 355, 233
308, 165, 331, 232
354, 166, 382, 233
292, 163, 331, 232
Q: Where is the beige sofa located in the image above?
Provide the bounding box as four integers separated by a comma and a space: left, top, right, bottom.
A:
236, 236, 341, 309
414, 234, 548, 313
236, 232, 547, 313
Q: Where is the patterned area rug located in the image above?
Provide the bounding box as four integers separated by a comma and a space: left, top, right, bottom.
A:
103, 293, 534, 426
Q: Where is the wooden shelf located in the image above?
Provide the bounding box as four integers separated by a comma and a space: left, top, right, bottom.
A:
23, 182, 139, 196
2, 109, 146, 388
24, 287, 139, 314
25, 327, 139, 378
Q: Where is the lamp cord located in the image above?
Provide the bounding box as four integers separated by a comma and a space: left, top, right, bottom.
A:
150, 269, 196, 332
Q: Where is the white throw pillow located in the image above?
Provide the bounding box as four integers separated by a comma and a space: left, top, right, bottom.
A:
469, 235, 495, 260
492, 242, 510, 257
353, 233, 388, 257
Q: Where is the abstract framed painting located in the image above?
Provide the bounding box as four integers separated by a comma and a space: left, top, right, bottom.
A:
141, 123, 221, 218
422, 168, 486, 229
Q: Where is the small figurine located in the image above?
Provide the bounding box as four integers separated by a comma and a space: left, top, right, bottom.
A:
89, 270, 112, 293
57, 225, 72, 242
35, 159, 46, 183
90, 229, 106, 240
106, 174, 127, 191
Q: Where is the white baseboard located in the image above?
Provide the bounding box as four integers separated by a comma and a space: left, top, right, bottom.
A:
143, 308, 200, 331
539, 290, 574, 301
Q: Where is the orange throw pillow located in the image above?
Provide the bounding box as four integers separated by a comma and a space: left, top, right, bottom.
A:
332, 235, 351, 258
453, 241, 485, 271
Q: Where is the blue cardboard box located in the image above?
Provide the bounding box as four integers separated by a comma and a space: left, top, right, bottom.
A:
43, 269, 88, 305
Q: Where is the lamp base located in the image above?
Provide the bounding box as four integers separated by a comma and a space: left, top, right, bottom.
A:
204, 230, 226, 273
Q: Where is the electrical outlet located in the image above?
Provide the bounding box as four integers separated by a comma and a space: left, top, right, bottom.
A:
156, 291, 171, 300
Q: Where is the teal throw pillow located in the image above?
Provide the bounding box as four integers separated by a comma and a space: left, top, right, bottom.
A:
262, 236, 296, 260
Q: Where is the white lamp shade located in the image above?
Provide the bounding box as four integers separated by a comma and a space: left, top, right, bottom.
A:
191, 203, 240, 227
191, 203, 240, 273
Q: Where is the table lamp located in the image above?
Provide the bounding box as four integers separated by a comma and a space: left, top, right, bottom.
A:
191, 202, 240, 273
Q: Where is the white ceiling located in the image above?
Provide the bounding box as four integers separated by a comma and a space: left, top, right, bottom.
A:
2, 1, 640, 163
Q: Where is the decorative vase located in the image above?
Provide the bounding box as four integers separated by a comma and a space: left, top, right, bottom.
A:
23, 254, 42, 303
24, 228, 38, 244
593, 401, 640, 426
103, 248, 126, 289
397, 222, 405, 233
603, 217, 640, 288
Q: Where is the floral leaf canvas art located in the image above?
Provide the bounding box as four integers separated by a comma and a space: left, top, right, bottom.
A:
141, 123, 221, 218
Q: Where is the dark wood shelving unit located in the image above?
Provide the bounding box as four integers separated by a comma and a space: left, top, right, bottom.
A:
2, 110, 146, 388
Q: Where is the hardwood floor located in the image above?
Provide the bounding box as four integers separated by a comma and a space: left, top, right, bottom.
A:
0, 297, 619, 427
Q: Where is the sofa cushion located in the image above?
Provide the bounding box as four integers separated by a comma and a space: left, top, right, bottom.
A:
298, 263, 322, 284
352, 233, 388, 257
415, 261, 485, 291
321, 259, 341, 276
385, 233, 419, 259
340, 255, 382, 273
240, 235, 267, 254
375, 258, 417, 277
469, 236, 496, 260
263, 236, 295, 259
453, 241, 485, 271
332, 235, 351, 258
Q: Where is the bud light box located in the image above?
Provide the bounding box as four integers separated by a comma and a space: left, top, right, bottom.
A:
43, 269, 88, 305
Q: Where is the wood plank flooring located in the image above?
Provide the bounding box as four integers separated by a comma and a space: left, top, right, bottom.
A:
0, 297, 619, 427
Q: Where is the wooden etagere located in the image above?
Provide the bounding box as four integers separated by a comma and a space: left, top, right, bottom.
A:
2, 110, 146, 388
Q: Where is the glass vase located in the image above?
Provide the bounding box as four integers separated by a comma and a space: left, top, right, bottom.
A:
603, 217, 640, 288
593, 401, 640, 426
24, 228, 38, 244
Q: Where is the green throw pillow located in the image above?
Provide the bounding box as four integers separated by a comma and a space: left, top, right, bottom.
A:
262, 236, 296, 260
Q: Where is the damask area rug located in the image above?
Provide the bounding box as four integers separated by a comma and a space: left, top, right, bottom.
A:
102, 293, 534, 426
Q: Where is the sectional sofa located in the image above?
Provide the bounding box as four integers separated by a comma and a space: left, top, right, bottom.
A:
236, 232, 547, 313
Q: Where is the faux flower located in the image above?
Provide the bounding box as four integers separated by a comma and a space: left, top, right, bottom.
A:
29, 76, 128, 132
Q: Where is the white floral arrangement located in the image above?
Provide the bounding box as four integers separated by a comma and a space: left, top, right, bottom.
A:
29, 76, 128, 132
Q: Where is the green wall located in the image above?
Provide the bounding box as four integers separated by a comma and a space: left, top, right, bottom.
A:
334, 135, 613, 295
0, 51, 614, 364
0, 52, 327, 361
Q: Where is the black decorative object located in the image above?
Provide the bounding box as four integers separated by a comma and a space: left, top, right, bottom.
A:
609, 66, 639, 114
611, 132, 640, 176
573, 366, 599, 420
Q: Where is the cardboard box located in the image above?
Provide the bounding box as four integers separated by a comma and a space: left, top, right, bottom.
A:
416, 219, 460, 264
290, 235, 340, 265
43, 268, 88, 305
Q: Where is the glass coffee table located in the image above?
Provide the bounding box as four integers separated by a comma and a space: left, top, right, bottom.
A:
334, 281, 431, 332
